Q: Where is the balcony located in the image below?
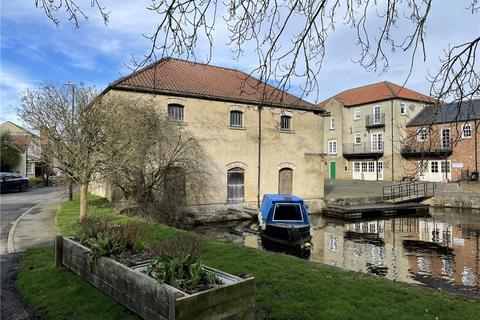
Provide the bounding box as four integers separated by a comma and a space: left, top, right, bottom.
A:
365, 113, 386, 128
401, 139, 453, 158
342, 142, 384, 159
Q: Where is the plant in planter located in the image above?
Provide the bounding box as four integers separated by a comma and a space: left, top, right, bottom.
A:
77, 216, 149, 260
147, 258, 220, 293
146, 236, 221, 294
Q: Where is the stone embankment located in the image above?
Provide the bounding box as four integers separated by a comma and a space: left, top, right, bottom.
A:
428, 182, 480, 210
324, 179, 480, 210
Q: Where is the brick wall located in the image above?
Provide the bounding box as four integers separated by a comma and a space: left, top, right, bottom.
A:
404, 121, 480, 181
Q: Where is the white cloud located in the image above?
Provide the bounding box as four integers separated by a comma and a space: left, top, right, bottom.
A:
0, 65, 38, 123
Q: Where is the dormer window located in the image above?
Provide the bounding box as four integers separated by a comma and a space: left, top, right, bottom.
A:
280, 115, 291, 132
230, 111, 243, 128
168, 104, 184, 121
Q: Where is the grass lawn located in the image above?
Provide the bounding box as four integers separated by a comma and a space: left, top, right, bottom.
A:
18, 196, 480, 320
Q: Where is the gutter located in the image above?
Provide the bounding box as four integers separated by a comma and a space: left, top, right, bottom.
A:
104, 85, 327, 114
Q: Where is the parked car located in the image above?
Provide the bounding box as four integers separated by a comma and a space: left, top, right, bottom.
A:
0, 172, 29, 192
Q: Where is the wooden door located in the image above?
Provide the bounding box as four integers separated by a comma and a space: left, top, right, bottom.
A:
278, 168, 293, 194
330, 162, 336, 179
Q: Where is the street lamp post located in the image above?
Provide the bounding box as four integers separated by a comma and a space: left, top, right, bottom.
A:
65, 83, 75, 201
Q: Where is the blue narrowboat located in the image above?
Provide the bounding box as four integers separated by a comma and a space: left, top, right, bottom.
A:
258, 194, 312, 249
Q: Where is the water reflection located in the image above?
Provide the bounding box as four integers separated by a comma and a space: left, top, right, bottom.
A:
310, 208, 480, 296
189, 208, 480, 296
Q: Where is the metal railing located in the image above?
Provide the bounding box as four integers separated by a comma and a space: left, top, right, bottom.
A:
365, 113, 386, 128
382, 181, 436, 203
343, 142, 384, 155
401, 138, 453, 157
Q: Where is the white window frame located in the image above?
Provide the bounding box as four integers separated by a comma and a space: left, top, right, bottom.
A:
441, 128, 451, 148
27, 163, 35, 175
371, 132, 383, 152
430, 161, 439, 173
373, 105, 381, 124
400, 103, 407, 115
353, 162, 360, 173
330, 117, 336, 130
462, 123, 472, 139
354, 133, 361, 144
354, 108, 361, 120
328, 140, 337, 155
416, 128, 427, 141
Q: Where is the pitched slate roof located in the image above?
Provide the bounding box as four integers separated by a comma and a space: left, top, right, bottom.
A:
406, 99, 480, 127
318, 81, 435, 108
107, 58, 322, 112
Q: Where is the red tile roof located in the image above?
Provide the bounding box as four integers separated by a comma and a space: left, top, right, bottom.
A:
318, 81, 435, 108
108, 58, 321, 111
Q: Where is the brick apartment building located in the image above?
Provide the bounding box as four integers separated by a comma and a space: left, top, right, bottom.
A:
403, 100, 480, 182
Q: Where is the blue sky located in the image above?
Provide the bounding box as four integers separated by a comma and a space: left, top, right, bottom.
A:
1, 1, 478, 124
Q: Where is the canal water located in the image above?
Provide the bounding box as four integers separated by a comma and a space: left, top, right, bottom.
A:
189, 208, 480, 296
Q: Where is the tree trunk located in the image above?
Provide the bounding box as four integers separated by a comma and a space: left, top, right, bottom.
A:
79, 183, 88, 222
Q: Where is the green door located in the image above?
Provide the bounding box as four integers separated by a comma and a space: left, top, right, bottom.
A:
330, 161, 336, 179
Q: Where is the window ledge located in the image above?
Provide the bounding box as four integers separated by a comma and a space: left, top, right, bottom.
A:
168, 120, 188, 126
280, 129, 295, 134
229, 126, 246, 131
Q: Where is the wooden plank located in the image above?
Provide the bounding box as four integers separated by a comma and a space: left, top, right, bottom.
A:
176, 294, 256, 320
175, 278, 255, 315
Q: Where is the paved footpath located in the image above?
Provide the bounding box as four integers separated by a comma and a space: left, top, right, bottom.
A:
1, 187, 64, 319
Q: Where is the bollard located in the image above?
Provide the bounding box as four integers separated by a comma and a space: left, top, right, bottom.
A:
55, 236, 63, 268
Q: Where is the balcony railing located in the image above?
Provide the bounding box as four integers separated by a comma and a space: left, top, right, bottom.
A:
343, 142, 384, 158
401, 139, 453, 157
365, 113, 386, 128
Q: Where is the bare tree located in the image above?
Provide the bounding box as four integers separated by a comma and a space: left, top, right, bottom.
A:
33, 1, 479, 104
16, 83, 108, 221
101, 95, 211, 224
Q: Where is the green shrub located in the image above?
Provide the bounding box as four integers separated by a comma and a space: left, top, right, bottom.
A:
149, 235, 203, 265
87, 233, 124, 260
28, 177, 43, 187
78, 217, 150, 256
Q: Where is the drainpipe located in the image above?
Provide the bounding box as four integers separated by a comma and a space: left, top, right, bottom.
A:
475, 120, 478, 172
391, 100, 394, 181
257, 105, 263, 208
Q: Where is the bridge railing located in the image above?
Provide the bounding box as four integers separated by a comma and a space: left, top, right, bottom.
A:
383, 181, 435, 203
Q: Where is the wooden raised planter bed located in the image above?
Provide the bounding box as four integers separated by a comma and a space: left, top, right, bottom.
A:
55, 236, 256, 320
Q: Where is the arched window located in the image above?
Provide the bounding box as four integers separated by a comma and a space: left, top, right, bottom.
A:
230, 111, 243, 127
280, 115, 291, 131
168, 104, 184, 121
227, 167, 244, 203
